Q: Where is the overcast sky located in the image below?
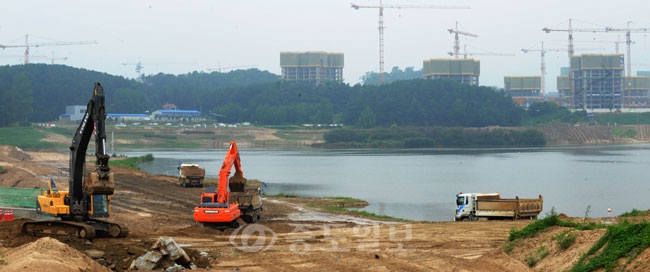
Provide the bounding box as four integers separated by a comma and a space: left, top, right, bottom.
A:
2, 1, 650, 90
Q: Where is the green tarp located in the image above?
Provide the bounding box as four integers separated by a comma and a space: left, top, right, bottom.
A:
0, 187, 41, 208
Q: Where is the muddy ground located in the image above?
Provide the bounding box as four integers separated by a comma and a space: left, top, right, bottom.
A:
0, 145, 648, 271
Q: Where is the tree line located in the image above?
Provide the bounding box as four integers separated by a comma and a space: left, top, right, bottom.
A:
0, 63, 526, 129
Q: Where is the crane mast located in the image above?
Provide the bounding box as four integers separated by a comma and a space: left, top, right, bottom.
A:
448, 21, 477, 59
351, 1, 469, 85
543, 19, 649, 77
0, 34, 97, 64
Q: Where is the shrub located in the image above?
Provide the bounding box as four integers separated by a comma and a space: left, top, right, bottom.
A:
553, 229, 578, 249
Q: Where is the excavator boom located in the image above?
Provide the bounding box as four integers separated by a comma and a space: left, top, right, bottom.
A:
23, 82, 127, 240
194, 141, 258, 226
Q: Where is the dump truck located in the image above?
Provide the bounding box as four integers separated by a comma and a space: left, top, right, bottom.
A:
454, 192, 543, 221
230, 179, 263, 223
178, 164, 205, 187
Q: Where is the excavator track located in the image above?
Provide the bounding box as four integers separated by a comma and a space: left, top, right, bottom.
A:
22, 219, 129, 239
88, 219, 129, 238
22, 220, 97, 240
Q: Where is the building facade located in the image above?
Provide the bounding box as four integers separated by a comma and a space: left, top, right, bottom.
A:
59, 105, 87, 121
556, 55, 650, 110
423, 58, 480, 85
558, 54, 624, 110
623, 76, 650, 108
280, 51, 344, 85
504, 76, 543, 106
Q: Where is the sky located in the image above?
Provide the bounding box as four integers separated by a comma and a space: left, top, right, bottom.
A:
2, 1, 650, 90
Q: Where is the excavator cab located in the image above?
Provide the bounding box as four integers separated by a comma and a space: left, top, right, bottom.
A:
90, 195, 109, 217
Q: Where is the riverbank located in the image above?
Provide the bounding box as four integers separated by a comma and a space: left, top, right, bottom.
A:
2, 146, 650, 271
9, 123, 650, 152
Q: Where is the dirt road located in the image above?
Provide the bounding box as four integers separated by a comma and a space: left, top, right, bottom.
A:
0, 145, 632, 271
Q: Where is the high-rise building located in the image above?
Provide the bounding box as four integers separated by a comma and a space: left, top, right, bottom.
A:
624, 76, 650, 108
422, 58, 480, 85
280, 51, 344, 85
557, 54, 625, 110
504, 76, 542, 106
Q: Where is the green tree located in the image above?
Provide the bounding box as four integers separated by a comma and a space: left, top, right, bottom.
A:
357, 106, 377, 128
0, 73, 33, 126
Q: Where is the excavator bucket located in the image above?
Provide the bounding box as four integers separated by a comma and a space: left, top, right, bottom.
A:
228, 172, 247, 192
84, 172, 115, 195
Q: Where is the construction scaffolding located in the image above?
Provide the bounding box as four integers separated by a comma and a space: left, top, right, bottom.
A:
423, 58, 480, 85
570, 54, 625, 110
504, 76, 543, 106
280, 51, 344, 85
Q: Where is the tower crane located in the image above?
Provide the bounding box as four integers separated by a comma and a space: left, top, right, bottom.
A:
448, 21, 477, 59
448, 44, 513, 59
351, 1, 470, 85
0, 34, 96, 64
605, 22, 649, 77
521, 42, 602, 98
121, 60, 195, 80
521, 42, 565, 97
543, 19, 649, 77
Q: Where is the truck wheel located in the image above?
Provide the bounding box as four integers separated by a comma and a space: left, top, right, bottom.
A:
461, 217, 470, 222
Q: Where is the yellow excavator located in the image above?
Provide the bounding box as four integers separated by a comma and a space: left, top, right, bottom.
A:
22, 82, 128, 240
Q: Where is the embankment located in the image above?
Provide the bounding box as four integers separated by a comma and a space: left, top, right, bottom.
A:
533, 124, 650, 145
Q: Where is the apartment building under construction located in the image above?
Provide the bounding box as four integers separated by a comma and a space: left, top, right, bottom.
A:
556, 54, 623, 110
280, 51, 344, 85
504, 76, 543, 106
422, 58, 480, 86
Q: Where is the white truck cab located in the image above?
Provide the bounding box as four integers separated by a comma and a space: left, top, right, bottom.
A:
455, 192, 500, 221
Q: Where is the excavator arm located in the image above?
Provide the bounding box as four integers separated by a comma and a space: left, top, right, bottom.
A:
68, 82, 115, 220
23, 82, 127, 239
216, 142, 246, 204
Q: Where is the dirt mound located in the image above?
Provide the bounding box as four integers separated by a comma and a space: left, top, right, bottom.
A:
1, 237, 110, 272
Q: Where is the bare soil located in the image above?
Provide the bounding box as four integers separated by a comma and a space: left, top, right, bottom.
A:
1, 145, 649, 271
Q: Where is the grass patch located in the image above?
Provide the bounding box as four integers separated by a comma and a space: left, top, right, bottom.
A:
570, 221, 650, 272
0, 127, 53, 150
269, 192, 300, 198
508, 207, 606, 243
619, 208, 650, 217
143, 133, 177, 139
506, 208, 650, 271
267, 193, 399, 220
525, 245, 550, 267
554, 229, 578, 249
348, 210, 402, 220
109, 154, 154, 170
503, 238, 520, 254
612, 128, 637, 138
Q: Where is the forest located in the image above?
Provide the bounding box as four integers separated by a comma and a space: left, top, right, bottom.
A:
0, 64, 524, 129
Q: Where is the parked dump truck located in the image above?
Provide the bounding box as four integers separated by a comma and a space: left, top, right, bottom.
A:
230, 179, 263, 223
455, 192, 543, 221
178, 164, 205, 187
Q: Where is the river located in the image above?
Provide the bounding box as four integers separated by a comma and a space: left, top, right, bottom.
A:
121, 144, 650, 222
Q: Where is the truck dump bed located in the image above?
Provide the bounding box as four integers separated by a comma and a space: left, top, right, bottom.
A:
179, 164, 205, 187
475, 195, 543, 219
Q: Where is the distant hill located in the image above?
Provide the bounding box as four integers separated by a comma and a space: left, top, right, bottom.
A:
0, 64, 279, 123
0, 64, 527, 128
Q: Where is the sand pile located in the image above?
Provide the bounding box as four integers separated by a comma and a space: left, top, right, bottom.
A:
1, 237, 109, 272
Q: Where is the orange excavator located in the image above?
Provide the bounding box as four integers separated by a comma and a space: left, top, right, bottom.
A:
193, 142, 262, 227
